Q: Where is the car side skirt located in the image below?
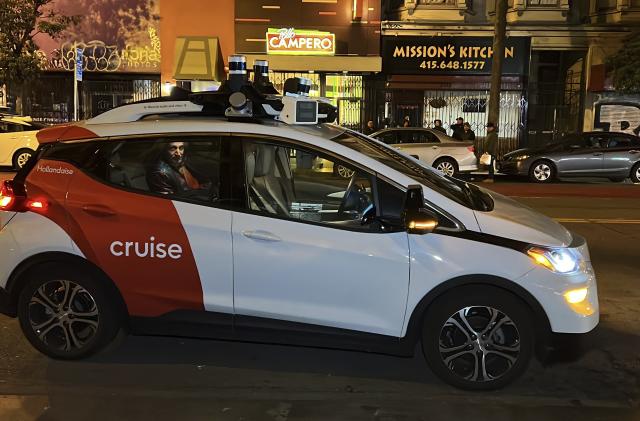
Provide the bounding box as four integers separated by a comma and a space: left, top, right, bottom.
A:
130, 311, 416, 357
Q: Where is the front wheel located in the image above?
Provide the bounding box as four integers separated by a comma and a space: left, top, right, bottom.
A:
528, 160, 555, 183
17, 263, 125, 360
422, 286, 534, 390
433, 158, 458, 177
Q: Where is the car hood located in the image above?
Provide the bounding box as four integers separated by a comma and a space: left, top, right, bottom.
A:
503, 147, 545, 158
473, 188, 572, 247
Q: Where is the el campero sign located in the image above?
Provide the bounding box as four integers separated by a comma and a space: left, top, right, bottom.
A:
266, 28, 335, 56
382, 36, 531, 75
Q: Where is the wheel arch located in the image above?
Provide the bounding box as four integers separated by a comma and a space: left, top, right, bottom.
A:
400, 274, 552, 359
4, 251, 128, 318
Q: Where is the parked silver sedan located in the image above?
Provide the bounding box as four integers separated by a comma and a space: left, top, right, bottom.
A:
370, 128, 477, 177
499, 132, 640, 183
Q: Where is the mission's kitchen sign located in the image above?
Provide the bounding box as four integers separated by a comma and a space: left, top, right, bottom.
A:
382, 36, 531, 75
266, 28, 335, 56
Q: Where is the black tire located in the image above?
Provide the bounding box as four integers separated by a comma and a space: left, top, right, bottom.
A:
528, 159, 556, 183
422, 285, 534, 390
17, 262, 125, 360
12, 148, 35, 170
631, 162, 640, 184
433, 158, 459, 177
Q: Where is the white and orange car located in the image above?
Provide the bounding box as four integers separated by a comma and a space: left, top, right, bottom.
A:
0, 67, 598, 390
0, 115, 45, 169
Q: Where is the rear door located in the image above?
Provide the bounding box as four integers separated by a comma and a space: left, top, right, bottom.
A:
602, 134, 640, 175
64, 135, 235, 319
397, 130, 441, 164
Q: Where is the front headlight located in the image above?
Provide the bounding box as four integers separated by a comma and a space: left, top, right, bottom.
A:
514, 155, 529, 161
527, 247, 580, 273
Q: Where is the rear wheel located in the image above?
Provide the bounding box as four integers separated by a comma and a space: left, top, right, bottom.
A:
631, 163, 640, 183
528, 160, 555, 183
17, 263, 125, 360
12, 148, 34, 170
335, 164, 355, 179
422, 286, 534, 390
433, 158, 458, 177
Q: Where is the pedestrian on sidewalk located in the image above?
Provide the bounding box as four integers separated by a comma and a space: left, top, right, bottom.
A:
433, 119, 446, 135
450, 117, 464, 140
461, 122, 475, 141
483, 122, 498, 182
364, 120, 376, 135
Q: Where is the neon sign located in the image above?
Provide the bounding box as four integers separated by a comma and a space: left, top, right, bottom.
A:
266, 28, 335, 56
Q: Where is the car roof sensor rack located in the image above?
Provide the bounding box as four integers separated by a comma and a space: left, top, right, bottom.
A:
86, 55, 338, 126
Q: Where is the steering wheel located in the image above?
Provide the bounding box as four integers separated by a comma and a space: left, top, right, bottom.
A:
337, 175, 370, 219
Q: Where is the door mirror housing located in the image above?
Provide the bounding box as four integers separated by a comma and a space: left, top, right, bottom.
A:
403, 185, 438, 235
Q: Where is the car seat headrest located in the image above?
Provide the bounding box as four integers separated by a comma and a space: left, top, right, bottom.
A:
253, 145, 275, 177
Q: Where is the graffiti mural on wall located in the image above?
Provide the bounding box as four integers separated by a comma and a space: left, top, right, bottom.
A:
594, 100, 640, 136
35, 0, 160, 73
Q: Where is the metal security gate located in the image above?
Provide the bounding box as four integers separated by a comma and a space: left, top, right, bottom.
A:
422, 90, 527, 156
81, 78, 160, 119
337, 98, 364, 131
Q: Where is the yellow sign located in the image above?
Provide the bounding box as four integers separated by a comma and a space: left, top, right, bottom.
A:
266, 28, 335, 56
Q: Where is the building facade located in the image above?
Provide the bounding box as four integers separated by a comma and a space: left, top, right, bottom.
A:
11, 0, 163, 123
381, 0, 640, 153
235, 0, 382, 131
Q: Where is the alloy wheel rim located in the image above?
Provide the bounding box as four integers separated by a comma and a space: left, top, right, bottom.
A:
337, 165, 355, 178
17, 153, 32, 168
438, 306, 520, 383
534, 164, 551, 181
437, 162, 455, 176
28, 280, 100, 352
636, 167, 640, 182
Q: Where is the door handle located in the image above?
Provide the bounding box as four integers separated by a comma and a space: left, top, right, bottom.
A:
592, 152, 603, 156
431, 146, 439, 149
629, 150, 640, 154
242, 230, 282, 242
81, 204, 117, 217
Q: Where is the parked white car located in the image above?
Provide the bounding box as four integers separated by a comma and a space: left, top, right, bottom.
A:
0, 115, 44, 169
371, 127, 478, 177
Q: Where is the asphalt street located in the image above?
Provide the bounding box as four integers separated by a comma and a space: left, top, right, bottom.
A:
0, 170, 639, 420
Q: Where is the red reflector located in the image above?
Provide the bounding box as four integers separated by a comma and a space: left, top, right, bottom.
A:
27, 200, 47, 210
467, 145, 475, 152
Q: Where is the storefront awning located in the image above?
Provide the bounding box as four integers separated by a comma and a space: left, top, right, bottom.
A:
173, 36, 225, 81
245, 54, 381, 73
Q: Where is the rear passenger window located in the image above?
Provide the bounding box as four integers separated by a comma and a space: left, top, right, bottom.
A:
376, 132, 397, 145
99, 137, 223, 205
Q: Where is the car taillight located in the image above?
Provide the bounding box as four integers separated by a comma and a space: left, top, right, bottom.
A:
467, 145, 475, 153
0, 180, 47, 213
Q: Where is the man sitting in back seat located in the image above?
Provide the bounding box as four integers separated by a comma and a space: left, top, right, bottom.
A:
147, 141, 211, 196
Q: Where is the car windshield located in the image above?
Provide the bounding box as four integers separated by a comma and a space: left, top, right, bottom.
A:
329, 128, 493, 211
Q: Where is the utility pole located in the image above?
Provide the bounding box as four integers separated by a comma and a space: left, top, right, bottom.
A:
488, 0, 508, 127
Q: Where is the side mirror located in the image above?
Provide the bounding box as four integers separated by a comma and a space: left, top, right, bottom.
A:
403, 185, 438, 235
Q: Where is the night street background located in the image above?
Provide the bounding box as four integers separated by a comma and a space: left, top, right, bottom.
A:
1, 170, 639, 420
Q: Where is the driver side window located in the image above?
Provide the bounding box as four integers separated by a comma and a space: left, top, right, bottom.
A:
243, 140, 375, 230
